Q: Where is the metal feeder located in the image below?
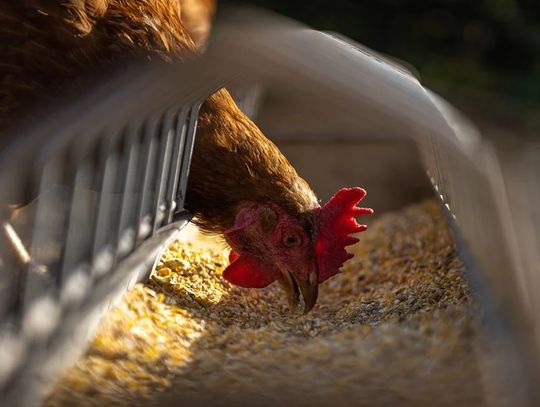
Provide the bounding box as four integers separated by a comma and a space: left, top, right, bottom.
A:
0, 8, 538, 407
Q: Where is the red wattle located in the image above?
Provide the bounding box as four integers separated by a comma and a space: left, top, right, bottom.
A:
223, 255, 278, 288
229, 251, 239, 263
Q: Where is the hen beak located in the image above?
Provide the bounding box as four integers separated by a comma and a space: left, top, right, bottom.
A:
278, 269, 318, 314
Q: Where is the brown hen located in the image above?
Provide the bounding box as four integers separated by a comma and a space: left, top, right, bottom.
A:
0, 0, 371, 312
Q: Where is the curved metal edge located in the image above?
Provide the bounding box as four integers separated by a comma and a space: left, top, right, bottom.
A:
436, 191, 539, 407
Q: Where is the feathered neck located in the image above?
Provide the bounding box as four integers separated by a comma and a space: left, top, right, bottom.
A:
185, 89, 319, 235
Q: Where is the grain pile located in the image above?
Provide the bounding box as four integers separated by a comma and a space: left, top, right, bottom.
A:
45, 199, 486, 407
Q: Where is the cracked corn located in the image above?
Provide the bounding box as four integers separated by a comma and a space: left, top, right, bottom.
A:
45, 200, 486, 407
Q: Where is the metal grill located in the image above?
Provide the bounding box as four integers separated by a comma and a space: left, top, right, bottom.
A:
0, 7, 538, 407
0, 61, 203, 403
205, 10, 540, 404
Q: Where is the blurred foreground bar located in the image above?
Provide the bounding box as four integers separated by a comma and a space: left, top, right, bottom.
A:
0, 7, 538, 406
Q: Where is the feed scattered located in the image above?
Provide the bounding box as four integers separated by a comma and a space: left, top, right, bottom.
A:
45, 200, 485, 407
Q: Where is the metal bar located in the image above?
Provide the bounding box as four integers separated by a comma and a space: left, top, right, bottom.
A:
115, 123, 144, 260
151, 111, 175, 233
106, 131, 134, 273
166, 108, 189, 224
136, 117, 160, 244
176, 103, 201, 210
90, 133, 120, 279
24, 157, 67, 308
0, 163, 42, 322
60, 159, 96, 282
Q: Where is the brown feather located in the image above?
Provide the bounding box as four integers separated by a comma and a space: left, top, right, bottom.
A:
0, 0, 318, 235
188, 89, 318, 234
179, 0, 215, 48
0, 0, 199, 129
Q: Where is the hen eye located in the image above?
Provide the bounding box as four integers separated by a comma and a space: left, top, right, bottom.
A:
283, 234, 301, 248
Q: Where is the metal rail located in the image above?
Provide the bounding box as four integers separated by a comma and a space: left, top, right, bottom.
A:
205, 10, 540, 405
0, 7, 538, 407
0, 58, 204, 404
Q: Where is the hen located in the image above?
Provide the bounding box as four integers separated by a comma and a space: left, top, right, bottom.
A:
0, 0, 372, 312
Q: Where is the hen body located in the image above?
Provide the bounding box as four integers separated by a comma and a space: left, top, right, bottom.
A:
0, 0, 317, 232
0, 1, 370, 311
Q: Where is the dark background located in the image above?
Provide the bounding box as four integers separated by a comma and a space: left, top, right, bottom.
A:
222, 0, 540, 140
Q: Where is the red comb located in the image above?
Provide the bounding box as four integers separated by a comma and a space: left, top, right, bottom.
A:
315, 187, 373, 282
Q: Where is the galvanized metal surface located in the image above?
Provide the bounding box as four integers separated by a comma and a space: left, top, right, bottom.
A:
0, 58, 202, 404
0, 7, 537, 407
206, 10, 540, 404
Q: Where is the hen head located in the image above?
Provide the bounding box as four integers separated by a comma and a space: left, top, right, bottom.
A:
223, 187, 373, 313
